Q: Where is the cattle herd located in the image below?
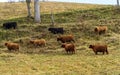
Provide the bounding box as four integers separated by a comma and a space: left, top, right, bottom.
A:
3, 22, 109, 55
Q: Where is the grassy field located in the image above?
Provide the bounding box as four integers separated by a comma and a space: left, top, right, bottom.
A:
0, 2, 120, 75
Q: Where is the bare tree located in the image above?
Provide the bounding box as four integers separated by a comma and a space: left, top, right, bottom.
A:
34, 0, 41, 23
26, 0, 32, 18
50, 7, 55, 26
117, 0, 119, 6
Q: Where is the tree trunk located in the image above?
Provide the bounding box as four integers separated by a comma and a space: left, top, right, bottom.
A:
34, 0, 41, 23
117, 0, 119, 6
51, 9, 55, 26
26, 0, 32, 18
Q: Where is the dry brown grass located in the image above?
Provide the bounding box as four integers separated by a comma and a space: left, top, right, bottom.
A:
0, 2, 109, 20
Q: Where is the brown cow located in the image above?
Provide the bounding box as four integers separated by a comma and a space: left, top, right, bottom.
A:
5, 42, 19, 51
29, 39, 46, 47
89, 44, 108, 55
57, 35, 75, 43
94, 26, 107, 35
61, 43, 75, 54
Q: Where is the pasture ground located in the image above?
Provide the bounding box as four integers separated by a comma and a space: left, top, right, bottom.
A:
0, 2, 120, 75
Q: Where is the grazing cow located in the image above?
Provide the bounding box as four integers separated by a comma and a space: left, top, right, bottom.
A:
61, 43, 75, 54
3, 22, 17, 29
57, 35, 75, 43
89, 44, 108, 55
29, 39, 46, 47
48, 27, 64, 34
5, 42, 19, 51
94, 26, 107, 35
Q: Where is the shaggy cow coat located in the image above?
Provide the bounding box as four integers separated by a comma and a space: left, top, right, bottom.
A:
57, 35, 75, 43
89, 44, 108, 55
94, 26, 107, 35
61, 43, 75, 54
3, 22, 17, 29
5, 42, 19, 51
30, 39, 46, 47
48, 27, 64, 34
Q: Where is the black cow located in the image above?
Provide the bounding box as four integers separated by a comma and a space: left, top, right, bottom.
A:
48, 27, 64, 34
3, 22, 17, 29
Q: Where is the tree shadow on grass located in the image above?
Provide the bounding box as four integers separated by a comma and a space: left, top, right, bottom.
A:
0, 16, 34, 26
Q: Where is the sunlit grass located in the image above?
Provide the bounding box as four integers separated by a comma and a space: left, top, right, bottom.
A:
0, 2, 109, 20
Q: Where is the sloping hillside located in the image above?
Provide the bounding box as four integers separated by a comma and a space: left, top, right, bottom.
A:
0, 2, 120, 75
0, 2, 109, 20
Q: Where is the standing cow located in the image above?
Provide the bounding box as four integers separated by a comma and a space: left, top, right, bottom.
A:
57, 35, 75, 43
89, 44, 109, 55
3, 22, 17, 29
61, 43, 76, 54
48, 27, 64, 34
94, 26, 107, 35
5, 42, 19, 51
